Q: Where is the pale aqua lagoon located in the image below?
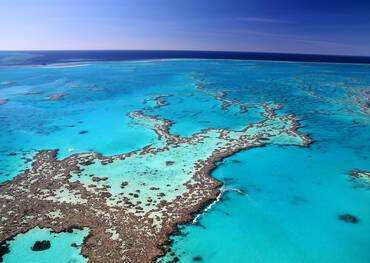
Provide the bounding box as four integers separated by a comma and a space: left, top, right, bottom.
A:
2, 228, 89, 263
0, 58, 369, 262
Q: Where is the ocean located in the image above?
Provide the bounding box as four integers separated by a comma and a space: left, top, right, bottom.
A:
0, 51, 369, 262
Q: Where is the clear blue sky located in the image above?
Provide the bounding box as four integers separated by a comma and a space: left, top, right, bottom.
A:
0, 0, 369, 55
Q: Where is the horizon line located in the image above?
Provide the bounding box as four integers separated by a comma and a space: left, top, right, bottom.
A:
1, 49, 370, 58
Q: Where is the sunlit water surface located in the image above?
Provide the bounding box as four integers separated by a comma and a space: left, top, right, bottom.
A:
0, 59, 369, 262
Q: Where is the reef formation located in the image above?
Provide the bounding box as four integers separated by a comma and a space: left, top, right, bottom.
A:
349, 170, 370, 189
0, 91, 312, 262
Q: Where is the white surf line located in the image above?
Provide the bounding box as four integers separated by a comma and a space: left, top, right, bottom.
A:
226, 187, 246, 195
192, 185, 247, 224
192, 189, 223, 224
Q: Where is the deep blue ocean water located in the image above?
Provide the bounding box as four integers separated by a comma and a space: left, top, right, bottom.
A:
1, 50, 370, 66
0, 51, 369, 262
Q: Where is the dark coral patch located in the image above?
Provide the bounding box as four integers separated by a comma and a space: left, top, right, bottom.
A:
166, 161, 175, 166
0, 241, 10, 262
79, 130, 88, 134
193, 256, 203, 261
71, 242, 80, 248
31, 240, 51, 251
339, 214, 359, 224
120, 181, 129, 188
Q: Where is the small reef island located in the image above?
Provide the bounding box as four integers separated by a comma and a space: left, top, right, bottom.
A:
0, 84, 312, 262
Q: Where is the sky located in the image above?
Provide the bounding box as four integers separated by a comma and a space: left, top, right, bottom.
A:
0, 0, 370, 55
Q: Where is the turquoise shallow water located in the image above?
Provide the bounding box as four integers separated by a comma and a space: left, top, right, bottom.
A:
2, 227, 89, 263
160, 143, 370, 263
0, 59, 369, 262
